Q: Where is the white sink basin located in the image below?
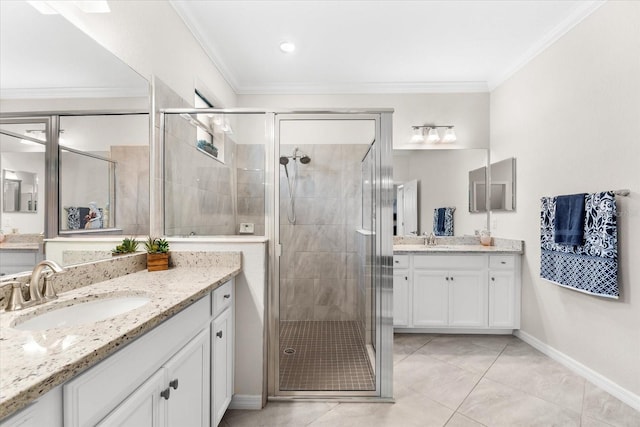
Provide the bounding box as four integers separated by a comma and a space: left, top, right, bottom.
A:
13, 296, 151, 331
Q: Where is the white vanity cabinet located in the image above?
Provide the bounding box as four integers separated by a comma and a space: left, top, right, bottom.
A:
394, 253, 520, 333
97, 329, 210, 427
488, 256, 520, 329
392, 255, 410, 327
211, 280, 234, 427
54, 279, 235, 427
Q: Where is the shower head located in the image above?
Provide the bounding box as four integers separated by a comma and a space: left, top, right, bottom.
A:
299, 155, 311, 164
279, 156, 289, 165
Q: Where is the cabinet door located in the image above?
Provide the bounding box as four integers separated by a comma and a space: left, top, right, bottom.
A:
393, 269, 410, 327
212, 308, 233, 426
164, 329, 210, 427
413, 270, 448, 326
96, 369, 165, 427
489, 271, 516, 328
448, 271, 487, 328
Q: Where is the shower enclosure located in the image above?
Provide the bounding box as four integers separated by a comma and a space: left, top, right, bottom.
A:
160, 108, 393, 399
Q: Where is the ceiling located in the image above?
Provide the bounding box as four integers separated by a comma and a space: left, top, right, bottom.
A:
171, 0, 603, 94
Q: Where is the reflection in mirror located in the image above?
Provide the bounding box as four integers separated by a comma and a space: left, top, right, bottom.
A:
395, 179, 418, 235
1, 1, 150, 271
394, 149, 489, 236
469, 166, 487, 212
469, 157, 516, 212
3, 169, 37, 213
490, 157, 516, 211
59, 114, 149, 235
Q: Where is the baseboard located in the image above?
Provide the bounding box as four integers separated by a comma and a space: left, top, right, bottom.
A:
229, 394, 263, 410
394, 327, 513, 335
514, 330, 640, 412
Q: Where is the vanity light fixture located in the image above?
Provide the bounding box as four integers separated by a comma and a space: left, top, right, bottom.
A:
409, 125, 456, 144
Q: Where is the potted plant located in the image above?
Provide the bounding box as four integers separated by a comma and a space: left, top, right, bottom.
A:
112, 237, 138, 255
144, 237, 170, 271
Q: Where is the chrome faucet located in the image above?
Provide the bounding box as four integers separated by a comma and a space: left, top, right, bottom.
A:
4, 260, 65, 311
424, 232, 436, 246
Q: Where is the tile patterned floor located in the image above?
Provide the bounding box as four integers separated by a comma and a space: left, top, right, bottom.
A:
279, 321, 375, 391
223, 333, 640, 426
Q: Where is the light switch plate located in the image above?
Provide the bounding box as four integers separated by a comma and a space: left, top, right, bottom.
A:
239, 223, 254, 234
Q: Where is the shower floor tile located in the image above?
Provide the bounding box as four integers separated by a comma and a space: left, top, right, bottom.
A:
279, 320, 375, 391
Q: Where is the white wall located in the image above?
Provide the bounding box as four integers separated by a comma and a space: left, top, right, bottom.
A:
394, 149, 488, 236
51, 1, 236, 107
238, 93, 489, 150
490, 0, 640, 400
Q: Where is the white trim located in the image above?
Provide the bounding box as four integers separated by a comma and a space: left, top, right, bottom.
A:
394, 327, 513, 335
236, 81, 489, 95
229, 394, 263, 410
489, 0, 606, 90
514, 330, 640, 412
169, 0, 240, 92
0, 87, 148, 99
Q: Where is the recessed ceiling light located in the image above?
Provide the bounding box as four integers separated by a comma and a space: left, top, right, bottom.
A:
279, 41, 296, 53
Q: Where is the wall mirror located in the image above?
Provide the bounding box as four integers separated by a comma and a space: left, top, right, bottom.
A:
468, 157, 516, 213
2, 169, 38, 213
0, 1, 149, 271
394, 149, 489, 236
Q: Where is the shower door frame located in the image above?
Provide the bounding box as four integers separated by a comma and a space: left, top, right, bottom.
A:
269, 111, 393, 400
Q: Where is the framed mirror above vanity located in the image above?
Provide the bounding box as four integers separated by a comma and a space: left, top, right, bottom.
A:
394, 148, 490, 236
0, 1, 150, 274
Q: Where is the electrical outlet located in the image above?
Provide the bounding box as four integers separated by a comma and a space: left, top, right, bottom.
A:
239, 223, 254, 234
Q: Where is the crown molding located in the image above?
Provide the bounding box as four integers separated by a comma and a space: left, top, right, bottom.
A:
488, 0, 606, 90
236, 81, 489, 95
169, 0, 240, 93
0, 87, 148, 99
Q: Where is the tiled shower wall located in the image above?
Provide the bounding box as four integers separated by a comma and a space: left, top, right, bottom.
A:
279, 143, 369, 321
164, 113, 237, 236
111, 145, 149, 235
236, 144, 265, 236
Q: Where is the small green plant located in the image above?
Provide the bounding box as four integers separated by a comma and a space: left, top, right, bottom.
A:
144, 237, 170, 254
113, 237, 139, 254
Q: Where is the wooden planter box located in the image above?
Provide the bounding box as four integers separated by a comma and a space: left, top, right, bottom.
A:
147, 253, 169, 271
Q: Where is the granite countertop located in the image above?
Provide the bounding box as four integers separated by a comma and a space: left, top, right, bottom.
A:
0, 265, 241, 420
0, 242, 39, 251
393, 244, 523, 254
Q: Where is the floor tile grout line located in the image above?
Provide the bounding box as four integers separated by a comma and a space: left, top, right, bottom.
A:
446, 339, 510, 424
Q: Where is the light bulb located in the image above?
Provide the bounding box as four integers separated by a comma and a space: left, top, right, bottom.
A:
442, 128, 456, 143
409, 127, 424, 143
427, 128, 440, 143
279, 41, 296, 53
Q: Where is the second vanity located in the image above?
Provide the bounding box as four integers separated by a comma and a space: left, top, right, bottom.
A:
393, 237, 523, 333
0, 252, 241, 427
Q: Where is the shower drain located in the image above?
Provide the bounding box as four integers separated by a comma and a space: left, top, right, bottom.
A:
283, 348, 296, 355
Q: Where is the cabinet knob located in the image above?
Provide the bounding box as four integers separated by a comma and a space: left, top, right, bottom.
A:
216, 330, 223, 338
224, 294, 231, 299
450, 277, 454, 281
491, 277, 495, 281
160, 388, 171, 400
445, 277, 449, 281
405, 276, 408, 281
394, 260, 399, 264
501, 261, 506, 264
169, 379, 179, 390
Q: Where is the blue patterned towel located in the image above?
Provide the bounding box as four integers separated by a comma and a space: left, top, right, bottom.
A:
540, 191, 618, 298
433, 207, 455, 236
554, 193, 586, 245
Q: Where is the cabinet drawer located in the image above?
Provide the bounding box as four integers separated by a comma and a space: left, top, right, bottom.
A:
212, 280, 233, 317
393, 255, 409, 269
489, 255, 515, 270
413, 255, 486, 270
